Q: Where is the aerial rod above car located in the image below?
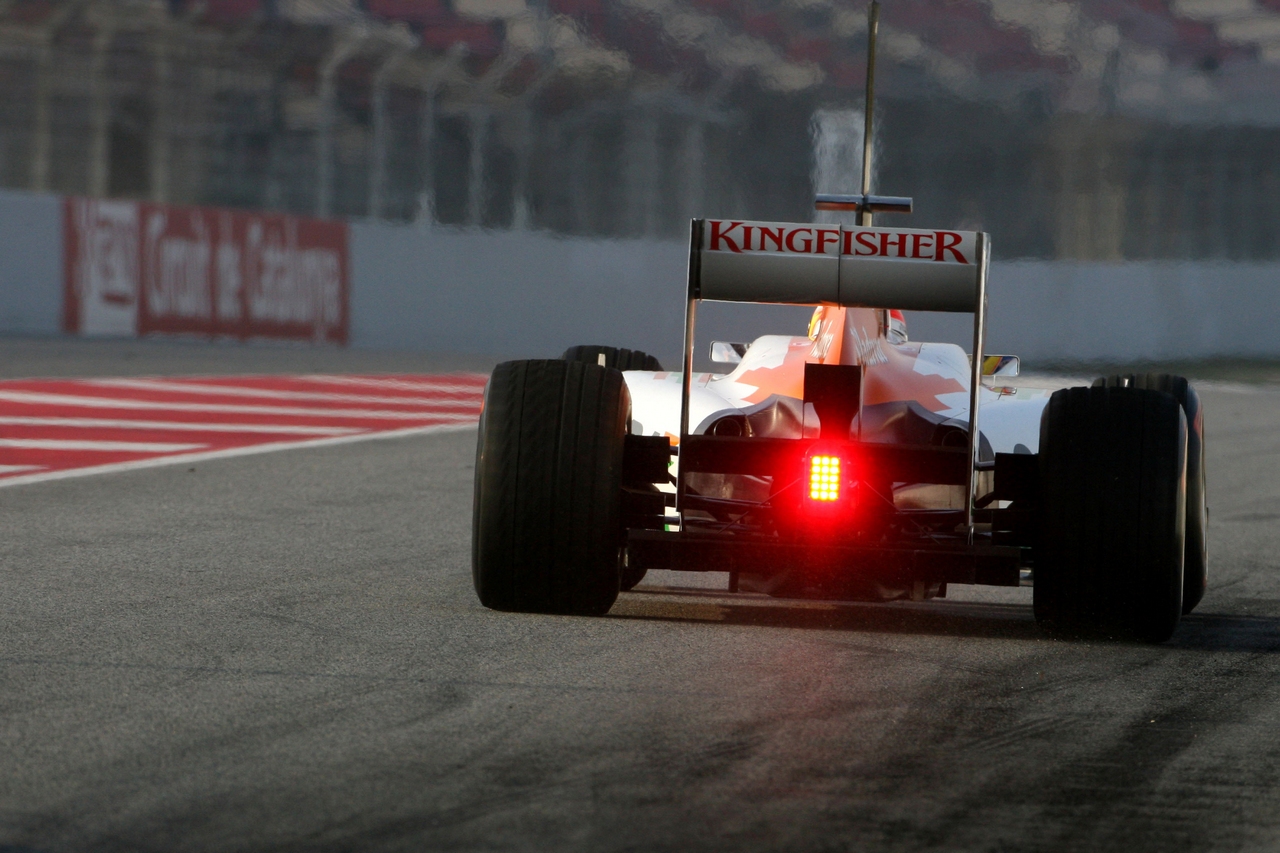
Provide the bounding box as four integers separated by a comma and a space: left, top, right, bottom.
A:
813, 1, 913, 225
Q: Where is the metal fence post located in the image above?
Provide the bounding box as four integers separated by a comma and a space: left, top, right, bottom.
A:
87, 19, 117, 198
317, 27, 367, 218
369, 44, 413, 220
150, 15, 173, 203
415, 44, 466, 227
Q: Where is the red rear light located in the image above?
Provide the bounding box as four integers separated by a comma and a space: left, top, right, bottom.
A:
808, 454, 842, 502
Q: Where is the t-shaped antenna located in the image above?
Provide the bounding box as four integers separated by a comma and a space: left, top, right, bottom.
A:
814, 1, 912, 226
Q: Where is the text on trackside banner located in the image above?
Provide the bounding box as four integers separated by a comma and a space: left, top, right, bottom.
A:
63, 197, 349, 344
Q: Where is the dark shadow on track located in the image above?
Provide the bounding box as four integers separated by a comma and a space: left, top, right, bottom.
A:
613, 590, 1280, 650
1169, 611, 1280, 652
611, 589, 1047, 641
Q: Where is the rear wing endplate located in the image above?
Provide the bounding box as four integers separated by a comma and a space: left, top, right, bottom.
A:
678, 218, 993, 540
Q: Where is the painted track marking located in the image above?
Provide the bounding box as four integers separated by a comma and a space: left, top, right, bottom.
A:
0, 417, 360, 435
0, 439, 206, 452
86, 378, 482, 407
0, 390, 476, 420
0, 372, 487, 488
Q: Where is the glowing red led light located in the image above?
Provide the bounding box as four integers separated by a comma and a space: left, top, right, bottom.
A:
808, 455, 842, 502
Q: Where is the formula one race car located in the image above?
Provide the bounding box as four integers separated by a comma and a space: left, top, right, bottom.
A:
471, 207, 1208, 642
471, 1, 1204, 642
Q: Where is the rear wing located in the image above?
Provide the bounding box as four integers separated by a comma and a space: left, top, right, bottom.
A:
678, 218, 993, 538
693, 219, 982, 311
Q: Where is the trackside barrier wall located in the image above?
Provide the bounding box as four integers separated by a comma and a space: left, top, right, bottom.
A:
0, 190, 62, 335
0, 188, 1276, 364
348, 221, 690, 358
351, 225, 1280, 364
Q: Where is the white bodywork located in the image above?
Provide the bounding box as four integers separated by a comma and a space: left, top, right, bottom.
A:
625, 335, 1051, 456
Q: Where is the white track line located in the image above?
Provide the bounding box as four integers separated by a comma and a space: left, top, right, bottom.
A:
0, 422, 477, 488
0, 438, 205, 452
297, 375, 488, 394
0, 390, 478, 421
1196, 381, 1280, 395
87, 378, 484, 407
0, 464, 43, 475
0, 416, 362, 435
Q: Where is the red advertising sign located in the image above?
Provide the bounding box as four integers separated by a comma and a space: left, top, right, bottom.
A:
64, 198, 349, 344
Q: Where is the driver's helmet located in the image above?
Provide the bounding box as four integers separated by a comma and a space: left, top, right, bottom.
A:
887, 309, 908, 344
808, 307, 909, 343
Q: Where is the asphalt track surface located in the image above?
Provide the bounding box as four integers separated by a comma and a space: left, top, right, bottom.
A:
4, 339, 1280, 852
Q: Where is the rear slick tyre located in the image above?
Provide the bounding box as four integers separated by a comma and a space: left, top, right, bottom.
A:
561, 346, 659, 591
562, 345, 663, 372
1035, 386, 1187, 642
1094, 373, 1207, 613
619, 550, 648, 592
472, 360, 627, 616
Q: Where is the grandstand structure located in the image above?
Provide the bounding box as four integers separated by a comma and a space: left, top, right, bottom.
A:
0, 0, 1275, 259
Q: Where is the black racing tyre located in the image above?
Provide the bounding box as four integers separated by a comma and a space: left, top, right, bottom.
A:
562, 345, 663, 372
1093, 373, 1207, 613
472, 359, 628, 615
619, 550, 648, 592
1036, 386, 1187, 642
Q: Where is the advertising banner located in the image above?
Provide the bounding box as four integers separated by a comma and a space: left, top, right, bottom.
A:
63, 198, 349, 344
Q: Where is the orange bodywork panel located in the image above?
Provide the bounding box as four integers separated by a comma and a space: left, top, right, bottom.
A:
728, 305, 964, 413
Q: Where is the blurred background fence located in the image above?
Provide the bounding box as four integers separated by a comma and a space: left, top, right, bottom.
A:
0, 0, 1277, 366
0, 0, 1276, 261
